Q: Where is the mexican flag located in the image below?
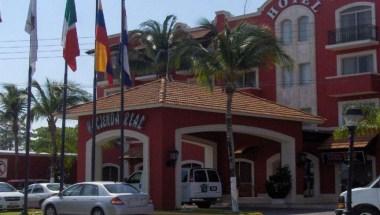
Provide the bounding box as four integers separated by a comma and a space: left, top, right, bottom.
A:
62, 0, 80, 71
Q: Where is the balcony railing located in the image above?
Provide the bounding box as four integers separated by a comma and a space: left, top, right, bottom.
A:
328, 24, 378, 45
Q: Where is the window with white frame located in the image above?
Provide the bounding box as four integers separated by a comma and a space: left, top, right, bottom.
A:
299, 63, 312, 85
281, 19, 292, 45
340, 5, 372, 29
339, 51, 376, 75
298, 16, 310, 42
281, 66, 293, 88
236, 69, 259, 88
338, 98, 380, 126
336, 4, 374, 43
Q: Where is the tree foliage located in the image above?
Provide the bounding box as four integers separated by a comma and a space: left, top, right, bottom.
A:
129, 15, 191, 78
31, 79, 90, 180
31, 126, 78, 154
334, 106, 380, 140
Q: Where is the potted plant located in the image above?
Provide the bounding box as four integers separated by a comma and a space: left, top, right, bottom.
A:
265, 166, 292, 203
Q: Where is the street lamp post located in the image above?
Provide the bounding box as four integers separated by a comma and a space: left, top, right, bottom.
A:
343, 107, 364, 215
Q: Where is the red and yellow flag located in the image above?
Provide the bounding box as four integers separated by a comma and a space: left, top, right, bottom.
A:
95, 0, 113, 84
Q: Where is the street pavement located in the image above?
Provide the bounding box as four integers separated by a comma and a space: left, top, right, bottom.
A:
251, 208, 335, 215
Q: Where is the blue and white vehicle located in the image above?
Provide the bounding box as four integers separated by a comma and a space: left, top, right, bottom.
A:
0, 182, 24, 211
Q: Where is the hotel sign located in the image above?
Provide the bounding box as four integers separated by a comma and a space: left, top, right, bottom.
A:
86, 111, 146, 134
267, 0, 322, 19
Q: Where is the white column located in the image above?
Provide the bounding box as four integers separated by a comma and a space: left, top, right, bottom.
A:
281, 141, 296, 203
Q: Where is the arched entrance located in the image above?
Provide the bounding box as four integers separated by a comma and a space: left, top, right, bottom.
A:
85, 129, 150, 193
175, 124, 296, 208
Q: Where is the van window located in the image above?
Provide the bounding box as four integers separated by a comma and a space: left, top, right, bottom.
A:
194, 170, 207, 182
127, 172, 141, 184
182, 169, 188, 182
207, 170, 220, 182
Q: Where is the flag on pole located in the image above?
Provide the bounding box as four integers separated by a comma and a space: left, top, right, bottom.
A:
95, 0, 113, 85
25, 0, 38, 75
120, 3, 132, 86
62, 0, 80, 71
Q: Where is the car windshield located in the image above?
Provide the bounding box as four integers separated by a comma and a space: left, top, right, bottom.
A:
0, 183, 16, 192
104, 183, 138, 194
46, 184, 60, 191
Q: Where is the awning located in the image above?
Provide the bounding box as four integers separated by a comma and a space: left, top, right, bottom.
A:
318, 135, 378, 150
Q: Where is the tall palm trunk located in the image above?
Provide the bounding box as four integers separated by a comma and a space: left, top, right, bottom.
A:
12, 121, 19, 179
48, 119, 57, 182
225, 84, 239, 212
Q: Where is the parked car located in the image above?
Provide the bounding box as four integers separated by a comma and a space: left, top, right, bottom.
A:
0, 182, 24, 211
336, 176, 380, 215
26, 183, 62, 208
8, 179, 49, 191
126, 168, 222, 208
41, 182, 153, 215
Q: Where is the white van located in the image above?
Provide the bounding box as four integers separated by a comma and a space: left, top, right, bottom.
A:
127, 168, 222, 208
336, 176, 380, 215
181, 168, 222, 208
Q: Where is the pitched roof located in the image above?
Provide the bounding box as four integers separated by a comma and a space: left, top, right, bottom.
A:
66, 79, 323, 124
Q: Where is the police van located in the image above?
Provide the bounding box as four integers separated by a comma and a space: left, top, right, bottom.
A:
127, 168, 222, 208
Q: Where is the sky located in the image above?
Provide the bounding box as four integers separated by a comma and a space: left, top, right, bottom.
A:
0, 0, 266, 128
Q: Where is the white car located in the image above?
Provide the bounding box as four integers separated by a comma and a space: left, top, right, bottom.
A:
0, 182, 24, 211
26, 183, 61, 208
41, 182, 153, 215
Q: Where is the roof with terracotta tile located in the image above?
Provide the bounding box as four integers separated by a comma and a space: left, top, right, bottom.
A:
66, 79, 324, 123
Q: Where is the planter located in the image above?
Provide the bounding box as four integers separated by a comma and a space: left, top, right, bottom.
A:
271, 198, 286, 204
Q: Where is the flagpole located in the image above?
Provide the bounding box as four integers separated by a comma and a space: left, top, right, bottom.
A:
119, 0, 125, 182
91, 0, 99, 181
22, 65, 32, 215
59, 63, 68, 192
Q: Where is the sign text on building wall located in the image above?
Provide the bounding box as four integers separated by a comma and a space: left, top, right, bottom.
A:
267, 0, 322, 19
86, 111, 146, 134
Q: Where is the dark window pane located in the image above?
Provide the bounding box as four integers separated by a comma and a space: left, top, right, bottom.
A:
194, 170, 207, 182
104, 184, 138, 193
46, 184, 60, 191
358, 55, 373, 73
81, 185, 99, 196
207, 170, 220, 182
298, 16, 309, 42
62, 185, 82, 196
0, 183, 16, 192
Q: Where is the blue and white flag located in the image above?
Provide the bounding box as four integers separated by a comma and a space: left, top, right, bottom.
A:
120, 1, 132, 86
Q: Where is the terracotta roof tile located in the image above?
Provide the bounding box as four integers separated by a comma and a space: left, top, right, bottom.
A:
66, 79, 324, 123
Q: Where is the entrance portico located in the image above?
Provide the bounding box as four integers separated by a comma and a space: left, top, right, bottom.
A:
66, 79, 323, 209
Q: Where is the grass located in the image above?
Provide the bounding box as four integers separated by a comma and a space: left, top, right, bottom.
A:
0, 209, 263, 215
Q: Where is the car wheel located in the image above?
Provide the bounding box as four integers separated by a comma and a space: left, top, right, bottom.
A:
45, 204, 57, 215
195, 202, 211, 208
355, 206, 380, 215
92, 207, 105, 215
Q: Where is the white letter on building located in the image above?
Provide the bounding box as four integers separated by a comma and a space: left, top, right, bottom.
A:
278, 0, 288, 8
302, 0, 310, 5
267, 7, 279, 19
311, 0, 321, 13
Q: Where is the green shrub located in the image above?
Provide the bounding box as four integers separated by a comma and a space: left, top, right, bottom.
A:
265, 166, 292, 199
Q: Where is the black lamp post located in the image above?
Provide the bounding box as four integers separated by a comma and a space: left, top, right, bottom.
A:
343, 107, 364, 215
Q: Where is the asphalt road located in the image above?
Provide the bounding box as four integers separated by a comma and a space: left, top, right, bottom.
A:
250, 208, 335, 215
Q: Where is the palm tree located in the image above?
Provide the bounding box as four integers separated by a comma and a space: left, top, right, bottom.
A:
32, 79, 90, 181
129, 15, 190, 79
181, 21, 291, 212
0, 84, 27, 179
